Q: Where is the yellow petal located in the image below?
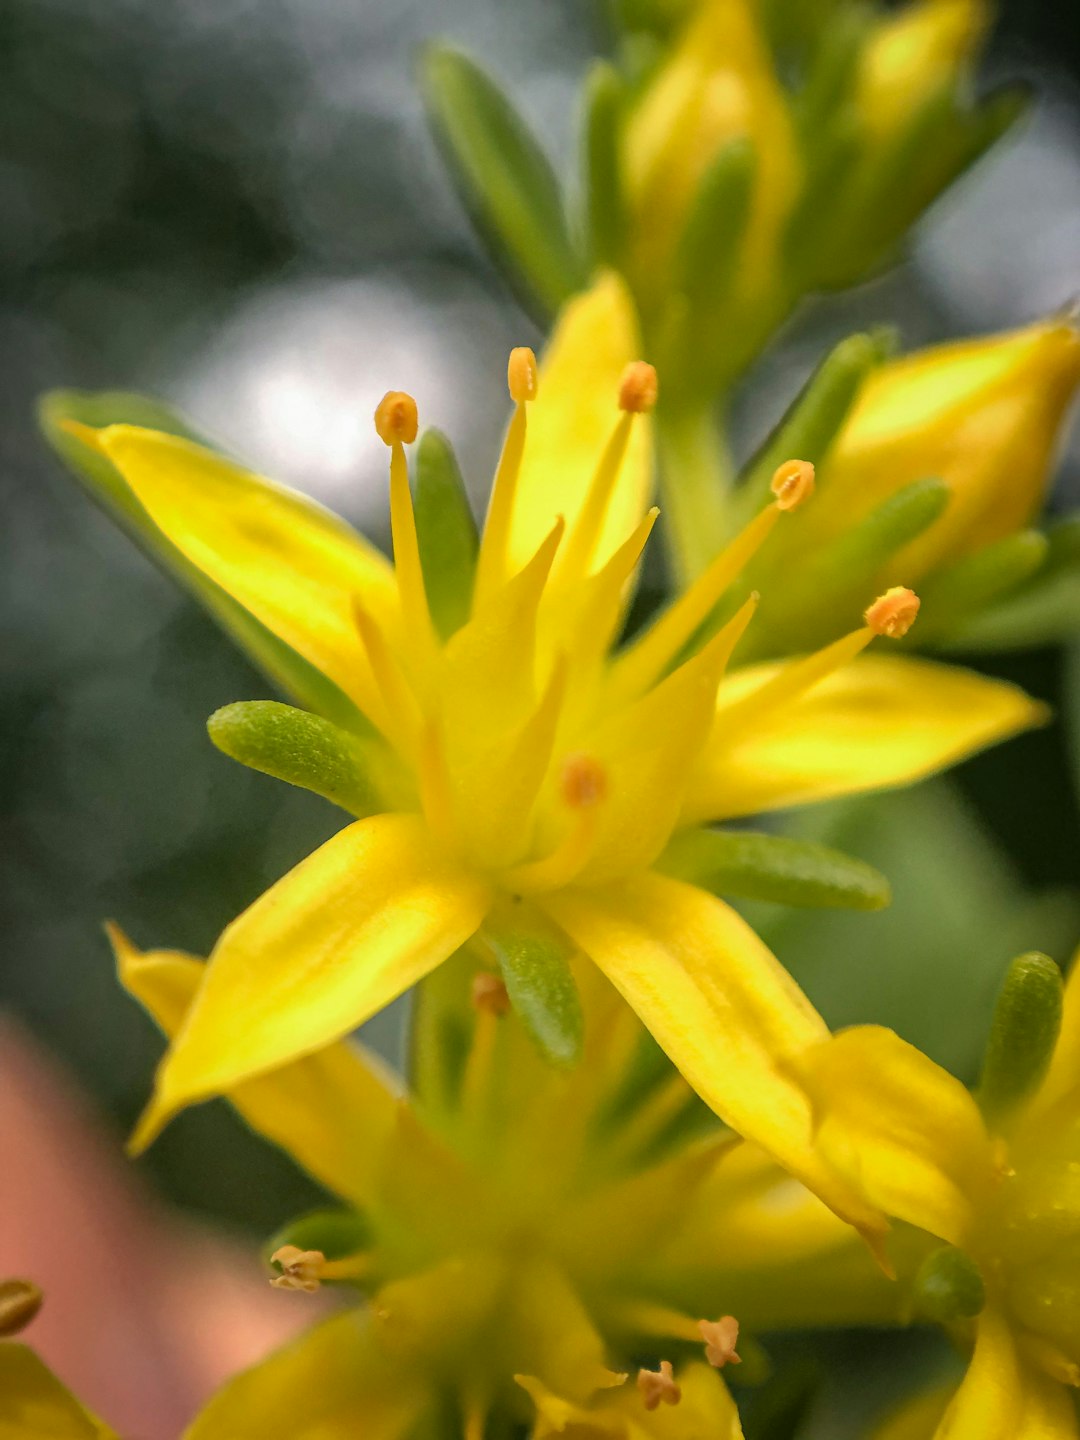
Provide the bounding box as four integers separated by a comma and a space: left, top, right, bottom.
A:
540, 876, 885, 1235
870, 1387, 953, 1440
936, 1308, 1079, 1440
507, 275, 651, 576
136, 814, 491, 1143
1030, 945, 1080, 1118
184, 1309, 425, 1440
685, 654, 1046, 823
110, 927, 400, 1205
859, 0, 989, 142
0, 1345, 116, 1439
519, 1361, 744, 1440
91, 426, 397, 714
799, 1025, 996, 1246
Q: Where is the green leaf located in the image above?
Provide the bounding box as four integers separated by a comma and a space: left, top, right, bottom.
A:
582, 61, 627, 270
484, 921, 584, 1068
978, 951, 1064, 1120
265, 1208, 370, 1267
208, 701, 384, 816
913, 1245, 985, 1323
658, 828, 891, 910
916, 531, 1049, 642
734, 329, 893, 525
38, 389, 368, 734
414, 428, 478, 641
421, 46, 585, 319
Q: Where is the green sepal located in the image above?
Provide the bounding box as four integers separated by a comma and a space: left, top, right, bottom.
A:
484, 917, 584, 1068
916, 531, 1050, 643
38, 389, 369, 735
414, 428, 478, 641
421, 45, 585, 319
582, 61, 627, 270
978, 951, 1063, 1119
938, 563, 1080, 651
208, 701, 384, 816
673, 136, 756, 322
793, 5, 871, 140
733, 329, 893, 526
912, 1245, 985, 1324
657, 828, 891, 910
265, 1208, 370, 1269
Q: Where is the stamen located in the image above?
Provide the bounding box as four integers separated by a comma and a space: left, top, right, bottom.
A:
374, 391, 419, 446
637, 1361, 681, 1411
0, 1279, 43, 1338
508, 346, 539, 404
770, 458, 815, 511
474, 349, 537, 608
270, 1246, 325, 1293
471, 970, 510, 1016
864, 586, 920, 638
698, 1316, 741, 1369
619, 360, 659, 415
559, 363, 656, 585
501, 755, 608, 893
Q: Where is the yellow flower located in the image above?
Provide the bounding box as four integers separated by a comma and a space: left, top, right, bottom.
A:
70, 276, 1040, 1235
858, 0, 989, 143
0, 1344, 116, 1439
622, 0, 798, 309
799, 950, 1080, 1439
104, 925, 863, 1439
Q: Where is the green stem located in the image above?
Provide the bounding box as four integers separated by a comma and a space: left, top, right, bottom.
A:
655, 398, 734, 586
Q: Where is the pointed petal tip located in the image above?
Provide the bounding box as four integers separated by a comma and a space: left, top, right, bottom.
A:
127, 1093, 175, 1156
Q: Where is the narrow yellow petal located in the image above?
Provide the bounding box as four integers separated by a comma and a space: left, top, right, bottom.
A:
686, 654, 1047, 823
183, 1310, 425, 1440
1030, 945, 1080, 1118
540, 876, 886, 1235
92, 426, 397, 714
798, 1025, 996, 1246
934, 1308, 1078, 1440
507, 275, 651, 575
137, 814, 491, 1141
110, 926, 400, 1205
0, 1345, 116, 1439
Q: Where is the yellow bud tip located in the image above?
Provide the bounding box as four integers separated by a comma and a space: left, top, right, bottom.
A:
865, 585, 920, 639
698, 1316, 741, 1369
270, 1245, 326, 1294
770, 458, 815, 511
637, 1361, 681, 1412
374, 391, 419, 446
560, 754, 608, 809
618, 360, 659, 414
471, 970, 510, 1017
0, 1279, 44, 1338
508, 346, 538, 404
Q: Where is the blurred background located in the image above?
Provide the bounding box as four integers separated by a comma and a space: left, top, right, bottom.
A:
1, 0, 1079, 1434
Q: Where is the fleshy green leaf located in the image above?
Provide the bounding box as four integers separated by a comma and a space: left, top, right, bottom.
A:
38, 389, 368, 733
421, 45, 585, 319
978, 951, 1064, 1119
913, 1245, 986, 1323
734, 329, 893, 525
582, 61, 626, 270
414, 428, 478, 641
658, 828, 891, 910
674, 136, 756, 318
266, 1208, 371, 1268
484, 921, 584, 1068
207, 701, 386, 816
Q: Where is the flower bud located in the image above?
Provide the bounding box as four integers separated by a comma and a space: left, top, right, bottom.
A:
809, 319, 1080, 581
858, 0, 990, 143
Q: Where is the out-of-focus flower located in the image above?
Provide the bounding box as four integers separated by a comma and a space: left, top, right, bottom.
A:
858, 0, 989, 142
800, 949, 1080, 1439
58, 278, 1041, 1238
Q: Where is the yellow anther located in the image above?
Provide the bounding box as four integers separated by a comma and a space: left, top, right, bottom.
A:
471, 970, 510, 1016
637, 1361, 681, 1411
864, 585, 920, 638
374, 391, 419, 446
770, 458, 815, 511
0, 1279, 43, 1337
619, 360, 659, 414
560, 753, 608, 809
270, 1245, 325, 1293
508, 347, 539, 404
698, 1316, 741, 1369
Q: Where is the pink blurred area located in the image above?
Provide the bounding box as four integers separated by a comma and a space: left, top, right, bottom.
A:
0, 1015, 319, 1438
